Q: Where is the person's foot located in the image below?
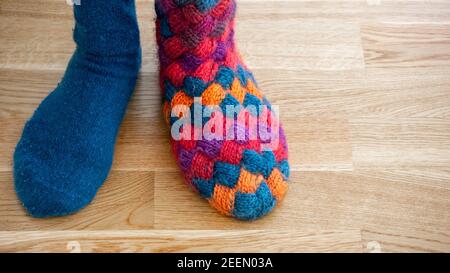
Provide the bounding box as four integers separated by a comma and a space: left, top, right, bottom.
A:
14, 0, 141, 217
155, 0, 290, 220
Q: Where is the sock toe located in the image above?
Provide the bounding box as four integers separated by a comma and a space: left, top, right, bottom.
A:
14, 165, 89, 218
15, 178, 84, 218
232, 181, 276, 220
205, 148, 289, 221
14, 143, 104, 218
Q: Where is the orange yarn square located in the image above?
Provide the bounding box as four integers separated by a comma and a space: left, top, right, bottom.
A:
209, 184, 236, 216
236, 169, 263, 194
246, 80, 263, 100
266, 168, 288, 201
171, 91, 193, 108
230, 78, 246, 104
202, 83, 226, 106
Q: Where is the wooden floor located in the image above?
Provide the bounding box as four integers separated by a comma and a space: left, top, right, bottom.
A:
1, 0, 450, 253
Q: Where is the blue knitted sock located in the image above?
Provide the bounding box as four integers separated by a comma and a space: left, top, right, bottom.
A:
13, 0, 141, 218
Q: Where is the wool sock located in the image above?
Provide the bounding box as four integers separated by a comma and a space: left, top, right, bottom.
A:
155, 0, 290, 220
14, 0, 141, 218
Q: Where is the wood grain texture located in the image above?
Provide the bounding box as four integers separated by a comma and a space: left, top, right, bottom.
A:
362, 23, 450, 68
1, 0, 450, 252
0, 171, 154, 230
362, 228, 450, 253
154, 171, 450, 233
0, 230, 362, 253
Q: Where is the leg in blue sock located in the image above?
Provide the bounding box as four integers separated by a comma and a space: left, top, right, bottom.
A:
14, 0, 141, 217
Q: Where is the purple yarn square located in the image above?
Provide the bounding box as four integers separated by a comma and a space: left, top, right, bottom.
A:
197, 139, 223, 158
178, 148, 195, 171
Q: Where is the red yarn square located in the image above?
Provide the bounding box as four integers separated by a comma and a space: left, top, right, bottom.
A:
192, 38, 216, 58
182, 4, 203, 25
245, 140, 261, 153
274, 142, 288, 162
191, 151, 214, 179
168, 9, 187, 34
165, 63, 186, 87
219, 141, 244, 165
180, 139, 197, 150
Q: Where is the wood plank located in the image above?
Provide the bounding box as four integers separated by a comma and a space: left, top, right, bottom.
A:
363, 1, 450, 24
0, 1, 365, 72
257, 67, 450, 120
0, 171, 154, 230
362, 23, 450, 68
236, 19, 364, 71
354, 67, 450, 118
154, 170, 450, 232
254, 69, 367, 116
350, 117, 450, 168
0, 230, 363, 253
362, 228, 450, 253
283, 116, 353, 171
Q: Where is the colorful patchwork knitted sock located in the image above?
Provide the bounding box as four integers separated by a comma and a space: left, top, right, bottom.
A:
13, 0, 141, 218
155, 0, 290, 220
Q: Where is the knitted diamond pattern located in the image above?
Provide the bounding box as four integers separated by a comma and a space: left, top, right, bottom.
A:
155, 0, 290, 220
